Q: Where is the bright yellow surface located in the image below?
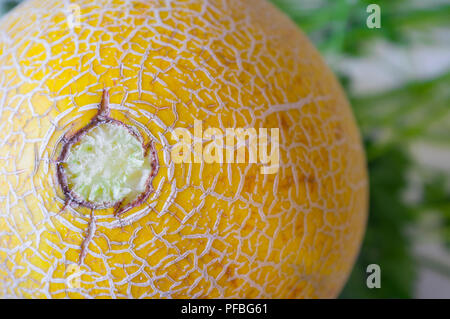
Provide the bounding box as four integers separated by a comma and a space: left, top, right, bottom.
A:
0, 0, 368, 298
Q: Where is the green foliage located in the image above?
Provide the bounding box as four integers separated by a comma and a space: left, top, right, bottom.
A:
0, 1, 19, 15
341, 72, 450, 298
421, 175, 450, 249
341, 142, 416, 298
271, 0, 450, 298
271, 0, 450, 55
354, 72, 450, 159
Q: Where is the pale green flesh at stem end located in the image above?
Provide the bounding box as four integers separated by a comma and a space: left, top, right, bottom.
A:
64, 123, 152, 206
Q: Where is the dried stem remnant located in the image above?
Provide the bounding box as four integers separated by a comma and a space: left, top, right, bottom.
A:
55, 89, 159, 263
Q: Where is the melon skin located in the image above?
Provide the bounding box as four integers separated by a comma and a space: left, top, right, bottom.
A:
0, 0, 368, 298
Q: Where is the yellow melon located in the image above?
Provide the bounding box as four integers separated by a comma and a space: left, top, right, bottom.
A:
0, 0, 368, 298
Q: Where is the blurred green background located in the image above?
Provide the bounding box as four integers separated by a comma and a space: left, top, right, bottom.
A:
271, 0, 450, 299
1, 0, 449, 298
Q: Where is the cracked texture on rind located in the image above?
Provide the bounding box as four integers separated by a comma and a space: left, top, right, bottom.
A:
0, 0, 368, 298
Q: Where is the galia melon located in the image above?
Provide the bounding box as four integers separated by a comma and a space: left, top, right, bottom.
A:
0, 0, 368, 298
